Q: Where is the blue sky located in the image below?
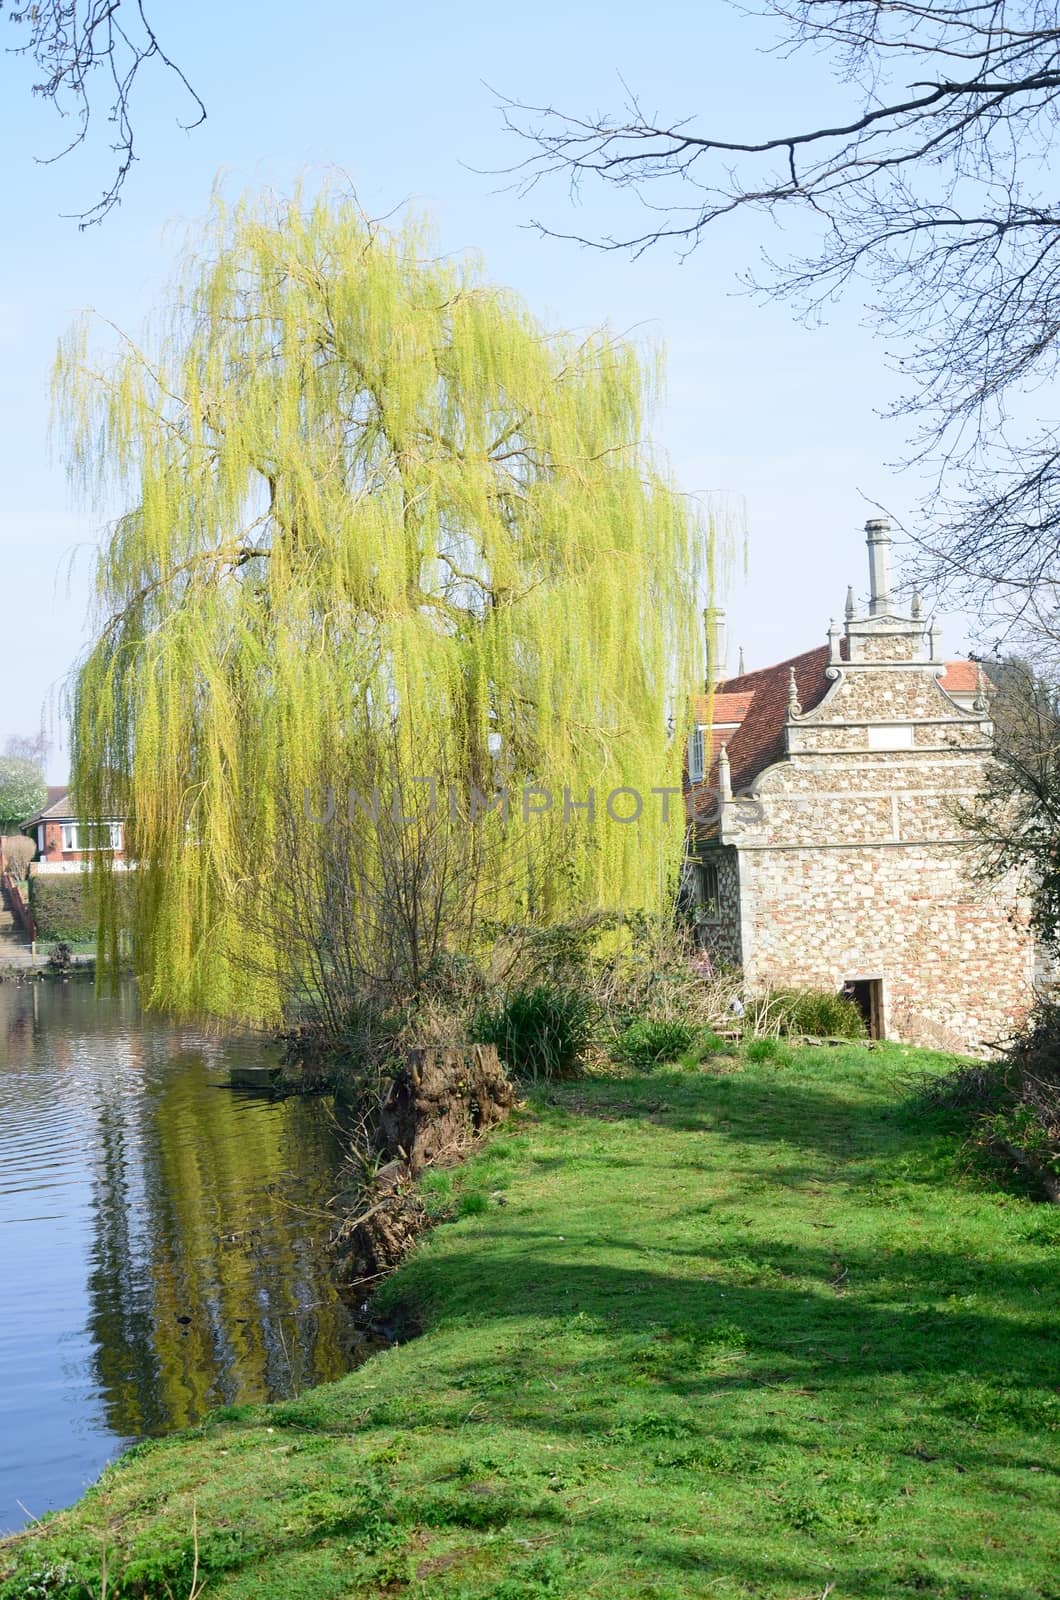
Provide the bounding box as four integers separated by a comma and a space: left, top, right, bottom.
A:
0, 0, 972, 781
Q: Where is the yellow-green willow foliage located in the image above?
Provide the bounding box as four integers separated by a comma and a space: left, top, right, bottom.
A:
59, 187, 716, 1022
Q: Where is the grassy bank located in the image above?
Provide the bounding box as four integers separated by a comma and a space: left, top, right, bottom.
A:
3, 1042, 1058, 1599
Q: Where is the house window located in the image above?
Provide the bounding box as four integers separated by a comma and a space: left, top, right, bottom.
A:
697, 860, 721, 921
60, 822, 122, 852
687, 726, 706, 783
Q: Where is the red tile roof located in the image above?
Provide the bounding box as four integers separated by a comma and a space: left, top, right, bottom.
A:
708, 645, 833, 792
938, 660, 979, 695
697, 652, 989, 797
693, 690, 755, 725
21, 789, 76, 830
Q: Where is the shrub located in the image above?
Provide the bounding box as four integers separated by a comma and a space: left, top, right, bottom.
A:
1, 834, 34, 880
696, 1030, 738, 1059
47, 941, 74, 974
481, 914, 748, 1045
786, 987, 868, 1039
581, 916, 746, 1035
919, 1061, 1004, 1114
30, 875, 98, 942
922, 1001, 1060, 1202
418, 949, 489, 1006
745, 1036, 788, 1063
746, 986, 867, 1040
471, 984, 595, 1080
483, 913, 623, 988
29, 873, 133, 944
613, 1017, 698, 1070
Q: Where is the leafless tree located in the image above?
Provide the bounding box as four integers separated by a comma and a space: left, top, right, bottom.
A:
503, 3, 1060, 632
3, 0, 204, 224
959, 657, 1060, 945
3, 730, 51, 772
242, 722, 562, 1042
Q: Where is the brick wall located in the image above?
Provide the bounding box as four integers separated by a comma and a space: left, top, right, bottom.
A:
713, 618, 1036, 1056
738, 842, 1033, 1054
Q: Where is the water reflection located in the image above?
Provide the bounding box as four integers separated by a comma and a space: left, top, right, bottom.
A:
0, 980, 354, 1532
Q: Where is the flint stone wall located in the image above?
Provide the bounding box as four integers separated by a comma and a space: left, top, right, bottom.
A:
716, 651, 1036, 1055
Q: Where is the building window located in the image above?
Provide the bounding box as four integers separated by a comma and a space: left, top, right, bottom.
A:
687, 726, 706, 783
697, 859, 720, 921
60, 822, 122, 852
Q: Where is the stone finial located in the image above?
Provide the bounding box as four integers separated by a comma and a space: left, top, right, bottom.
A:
911, 588, 923, 620
973, 663, 990, 713
828, 617, 842, 664
717, 740, 732, 803
845, 585, 856, 622
928, 616, 941, 662
787, 666, 802, 718
737, 645, 746, 676
865, 517, 893, 616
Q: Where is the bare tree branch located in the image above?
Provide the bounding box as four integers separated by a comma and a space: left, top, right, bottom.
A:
3, 0, 205, 224
501, 2, 1060, 626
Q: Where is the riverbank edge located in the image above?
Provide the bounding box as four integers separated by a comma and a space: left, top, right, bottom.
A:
3, 1040, 1058, 1600
0, 957, 140, 981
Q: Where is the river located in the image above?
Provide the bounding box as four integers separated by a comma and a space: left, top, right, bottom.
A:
0, 978, 357, 1534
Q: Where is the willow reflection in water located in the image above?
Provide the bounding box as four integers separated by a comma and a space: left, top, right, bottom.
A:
0, 980, 355, 1532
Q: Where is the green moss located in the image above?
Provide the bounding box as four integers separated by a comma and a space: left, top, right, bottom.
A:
3, 1043, 1058, 1599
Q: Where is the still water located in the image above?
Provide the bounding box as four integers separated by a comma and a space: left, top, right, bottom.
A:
0, 979, 356, 1533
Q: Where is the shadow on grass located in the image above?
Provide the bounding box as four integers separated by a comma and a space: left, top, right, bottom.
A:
9, 1056, 1057, 1600
538, 1061, 957, 1165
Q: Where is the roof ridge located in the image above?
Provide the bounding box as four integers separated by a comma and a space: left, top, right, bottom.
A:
718, 643, 829, 694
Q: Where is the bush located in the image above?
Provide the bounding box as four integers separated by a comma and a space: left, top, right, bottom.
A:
613, 1018, 698, 1070
746, 986, 867, 1040
923, 1002, 1060, 1202
29, 874, 98, 943
29, 873, 132, 943
583, 916, 745, 1034
919, 1061, 1004, 1114
419, 950, 488, 1005
1, 835, 34, 880
47, 941, 74, 974
745, 1036, 791, 1064
697, 1030, 738, 1059
482, 914, 748, 1044
483, 914, 623, 987
471, 984, 595, 1081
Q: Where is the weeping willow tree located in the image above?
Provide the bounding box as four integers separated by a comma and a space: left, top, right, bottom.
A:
59, 186, 716, 1023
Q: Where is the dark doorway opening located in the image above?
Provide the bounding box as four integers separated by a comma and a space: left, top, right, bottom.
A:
844, 978, 884, 1040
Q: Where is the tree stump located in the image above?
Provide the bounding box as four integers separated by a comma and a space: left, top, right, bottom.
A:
332, 1043, 514, 1294
376, 1042, 514, 1173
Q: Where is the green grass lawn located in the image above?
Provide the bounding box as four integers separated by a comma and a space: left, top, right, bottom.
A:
3, 1042, 1058, 1600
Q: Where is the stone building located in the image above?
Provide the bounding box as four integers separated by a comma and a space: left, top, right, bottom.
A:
689, 520, 1036, 1055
